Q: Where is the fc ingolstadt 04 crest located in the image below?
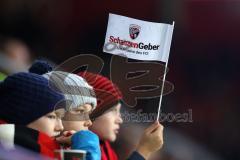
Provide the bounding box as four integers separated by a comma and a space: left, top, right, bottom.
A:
129, 24, 141, 40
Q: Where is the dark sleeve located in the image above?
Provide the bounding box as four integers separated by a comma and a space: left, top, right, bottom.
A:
127, 151, 145, 160
14, 126, 41, 153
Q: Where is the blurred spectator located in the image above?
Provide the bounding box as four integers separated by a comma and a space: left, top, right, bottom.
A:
0, 37, 31, 80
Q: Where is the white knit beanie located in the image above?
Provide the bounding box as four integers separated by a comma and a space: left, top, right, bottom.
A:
43, 71, 97, 111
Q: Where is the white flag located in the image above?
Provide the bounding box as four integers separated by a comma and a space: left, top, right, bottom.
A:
103, 13, 174, 62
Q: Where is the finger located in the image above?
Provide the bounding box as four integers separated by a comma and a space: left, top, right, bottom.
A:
151, 124, 164, 137
157, 123, 164, 131
69, 130, 77, 134
62, 131, 69, 136
56, 136, 65, 143
145, 121, 160, 133
56, 136, 71, 145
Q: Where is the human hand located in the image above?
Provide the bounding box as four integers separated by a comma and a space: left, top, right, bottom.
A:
55, 130, 76, 146
136, 121, 164, 159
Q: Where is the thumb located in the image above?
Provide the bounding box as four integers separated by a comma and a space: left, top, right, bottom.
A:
145, 121, 160, 134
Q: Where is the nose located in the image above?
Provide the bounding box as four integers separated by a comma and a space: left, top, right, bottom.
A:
55, 119, 64, 132
116, 114, 123, 124
84, 119, 93, 128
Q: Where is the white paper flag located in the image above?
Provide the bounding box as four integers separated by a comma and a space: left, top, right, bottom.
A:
103, 13, 174, 62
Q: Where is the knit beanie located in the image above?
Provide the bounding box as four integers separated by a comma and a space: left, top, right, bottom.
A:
0, 72, 65, 125
78, 72, 122, 119
29, 60, 97, 111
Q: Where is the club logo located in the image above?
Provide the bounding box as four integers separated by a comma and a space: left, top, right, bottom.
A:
129, 24, 141, 40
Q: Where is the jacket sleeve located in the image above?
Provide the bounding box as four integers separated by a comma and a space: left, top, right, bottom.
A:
127, 151, 145, 160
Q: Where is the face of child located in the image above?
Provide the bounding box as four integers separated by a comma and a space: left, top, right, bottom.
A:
27, 108, 65, 138
62, 104, 93, 132
90, 103, 123, 142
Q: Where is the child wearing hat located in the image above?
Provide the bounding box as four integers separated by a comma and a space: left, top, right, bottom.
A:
79, 72, 164, 160
29, 60, 101, 160
0, 71, 66, 158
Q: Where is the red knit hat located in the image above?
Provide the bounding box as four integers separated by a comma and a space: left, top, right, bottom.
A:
78, 72, 122, 119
